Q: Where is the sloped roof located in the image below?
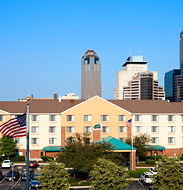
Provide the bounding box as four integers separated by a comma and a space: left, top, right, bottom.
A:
96, 136, 136, 150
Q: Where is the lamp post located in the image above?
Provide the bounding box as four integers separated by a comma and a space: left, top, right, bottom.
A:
154, 153, 156, 161
11, 164, 14, 190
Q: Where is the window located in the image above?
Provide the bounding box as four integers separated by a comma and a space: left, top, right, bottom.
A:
168, 137, 175, 144
119, 138, 126, 142
135, 126, 142, 133
15, 137, 23, 144
118, 126, 126, 133
66, 137, 74, 144
152, 115, 158, 122
168, 115, 175, 121
182, 115, 183, 121
49, 138, 57, 144
168, 126, 175, 133
49, 115, 56, 121
67, 115, 75, 121
31, 138, 39, 144
84, 126, 92, 133
0, 115, 5, 121
182, 137, 183, 143
151, 126, 159, 133
182, 126, 183, 133
135, 115, 142, 121
84, 115, 92, 121
67, 126, 74, 133
31, 126, 39, 133
49, 126, 56, 133
101, 115, 109, 122
118, 115, 126, 121
152, 137, 159, 144
32, 115, 39, 121
102, 126, 109, 133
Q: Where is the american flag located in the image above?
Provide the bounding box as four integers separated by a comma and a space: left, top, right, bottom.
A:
0, 113, 26, 137
126, 119, 132, 127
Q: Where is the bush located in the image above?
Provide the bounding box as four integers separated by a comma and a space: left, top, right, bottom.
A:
68, 178, 79, 183
70, 182, 79, 186
145, 159, 156, 165
128, 168, 150, 178
178, 154, 183, 160
11, 155, 25, 161
41, 156, 54, 161
80, 181, 91, 186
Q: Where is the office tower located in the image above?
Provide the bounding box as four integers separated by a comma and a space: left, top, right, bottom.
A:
123, 72, 165, 100
114, 56, 148, 100
81, 50, 101, 99
180, 31, 183, 75
164, 69, 181, 102
174, 75, 183, 102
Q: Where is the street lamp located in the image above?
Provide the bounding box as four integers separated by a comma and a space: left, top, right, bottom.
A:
11, 164, 14, 190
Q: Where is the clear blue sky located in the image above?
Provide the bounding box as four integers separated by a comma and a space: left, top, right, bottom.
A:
0, 0, 183, 100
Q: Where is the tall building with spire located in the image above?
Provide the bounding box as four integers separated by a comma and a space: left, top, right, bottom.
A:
81, 50, 101, 99
180, 30, 183, 75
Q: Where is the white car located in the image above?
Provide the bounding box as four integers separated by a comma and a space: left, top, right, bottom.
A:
150, 167, 159, 175
140, 172, 153, 184
2, 160, 13, 168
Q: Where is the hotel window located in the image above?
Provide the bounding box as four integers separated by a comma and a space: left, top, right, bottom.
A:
151, 126, 159, 133
0, 115, 5, 121
67, 126, 74, 133
67, 137, 74, 144
182, 137, 183, 143
135, 115, 142, 121
118, 126, 126, 133
32, 115, 39, 121
168, 137, 175, 144
152, 137, 159, 144
15, 137, 23, 144
135, 126, 142, 133
118, 115, 126, 121
49, 138, 57, 145
67, 115, 75, 121
84, 115, 92, 122
182, 126, 183, 133
49, 115, 56, 121
102, 126, 109, 133
101, 115, 109, 122
168, 115, 175, 121
31, 126, 39, 133
152, 115, 158, 122
49, 126, 56, 133
119, 138, 126, 142
168, 126, 175, 133
84, 126, 92, 133
31, 138, 39, 145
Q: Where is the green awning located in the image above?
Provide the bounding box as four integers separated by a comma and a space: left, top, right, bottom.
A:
43, 146, 61, 152
96, 136, 136, 151
144, 145, 165, 151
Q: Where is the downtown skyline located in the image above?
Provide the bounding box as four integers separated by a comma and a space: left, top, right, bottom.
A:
0, 0, 183, 101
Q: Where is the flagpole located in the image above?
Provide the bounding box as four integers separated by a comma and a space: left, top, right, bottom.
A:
26, 101, 30, 190
131, 115, 133, 171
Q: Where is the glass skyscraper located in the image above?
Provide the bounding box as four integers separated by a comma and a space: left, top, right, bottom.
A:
180, 30, 183, 75
81, 50, 101, 99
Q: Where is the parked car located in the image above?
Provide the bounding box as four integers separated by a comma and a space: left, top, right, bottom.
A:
140, 172, 153, 184
29, 161, 38, 168
150, 167, 159, 175
2, 160, 13, 168
5, 171, 20, 181
30, 174, 41, 188
21, 169, 34, 181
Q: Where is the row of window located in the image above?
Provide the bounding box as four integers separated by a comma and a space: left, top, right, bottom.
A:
31, 126, 56, 133
135, 126, 182, 133
151, 137, 183, 144
32, 115, 57, 122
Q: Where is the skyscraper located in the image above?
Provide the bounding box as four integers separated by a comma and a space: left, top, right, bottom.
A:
180, 30, 183, 75
81, 50, 101, 99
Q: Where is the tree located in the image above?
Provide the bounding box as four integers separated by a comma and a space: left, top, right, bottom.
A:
0, 135, 16, 159
90, 158, 130, 190
126, 133, 151, 162
151, 155, 183, 190
57, 133, 123, 175
38, 160, 69, 190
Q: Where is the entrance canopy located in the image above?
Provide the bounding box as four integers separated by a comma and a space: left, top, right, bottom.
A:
43, 146, 61, 152
145, 145, 165, 151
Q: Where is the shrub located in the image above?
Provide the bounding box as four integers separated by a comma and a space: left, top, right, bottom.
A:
80, 181, 91, 186
145, 159, 156, 165
68, 178, 79, 184
70, 182, 79, 186
41, 156, 54, 161
11, 155, 25, 161
128, 168, 150, 178
178, 154, 183, 160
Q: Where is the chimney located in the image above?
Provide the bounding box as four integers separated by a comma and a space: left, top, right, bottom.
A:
54, 93, 58, 100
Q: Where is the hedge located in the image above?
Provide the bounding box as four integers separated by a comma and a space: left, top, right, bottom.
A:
128, 168, 150, 178
41, 156, 54, 161
145, 159, 156, 165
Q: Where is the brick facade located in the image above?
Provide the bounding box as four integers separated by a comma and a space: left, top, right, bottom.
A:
93, 130, 101, 142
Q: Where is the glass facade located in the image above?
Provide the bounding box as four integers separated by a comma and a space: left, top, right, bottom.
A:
180, 31, 183, 74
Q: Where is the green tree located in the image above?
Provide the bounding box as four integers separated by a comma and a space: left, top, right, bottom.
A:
151, 155, 183, 190
0, 135, 16, 159
126, 133, 151, 162
90, 158, 130, 190
57, 133, 123, 175
38, 160, 69, 190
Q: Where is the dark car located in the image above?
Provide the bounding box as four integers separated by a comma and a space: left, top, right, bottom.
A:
5, 171, 20, 181
21, 169, 34, 181
30, 174, 41, 188
29, 161, 38, 168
